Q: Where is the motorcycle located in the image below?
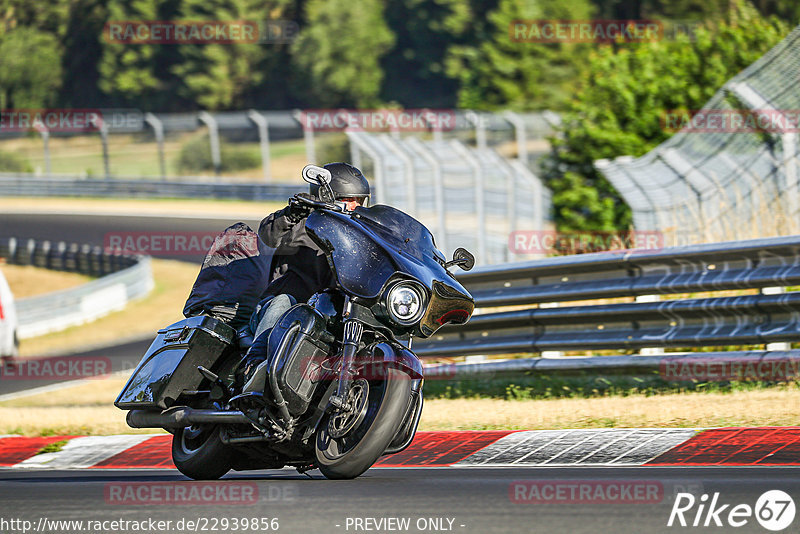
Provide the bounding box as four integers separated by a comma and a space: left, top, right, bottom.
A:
115, 165, 475, 480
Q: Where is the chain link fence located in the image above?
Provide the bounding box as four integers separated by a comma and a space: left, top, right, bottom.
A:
597, 24, 800, 245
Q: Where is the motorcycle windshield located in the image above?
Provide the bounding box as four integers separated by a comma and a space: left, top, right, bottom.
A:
305, 205, 458, 299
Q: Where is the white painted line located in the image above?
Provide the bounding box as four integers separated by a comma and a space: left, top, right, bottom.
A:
14, 435, 153, 469
573, 430, 637, 464
540, 431, 599, 465
608, 431, 669, 464
459, 431, 539, 465
511, 431, 573, 464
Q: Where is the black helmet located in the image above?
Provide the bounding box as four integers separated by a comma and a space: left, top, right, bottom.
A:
310, 162, 371, 204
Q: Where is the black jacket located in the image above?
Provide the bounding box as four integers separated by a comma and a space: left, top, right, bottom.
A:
258, 205, 334, 303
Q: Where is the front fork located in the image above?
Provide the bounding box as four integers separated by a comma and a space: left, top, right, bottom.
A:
329, 319, 364, 411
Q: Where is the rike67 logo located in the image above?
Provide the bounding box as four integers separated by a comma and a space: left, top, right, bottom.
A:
668, 490, 795, 531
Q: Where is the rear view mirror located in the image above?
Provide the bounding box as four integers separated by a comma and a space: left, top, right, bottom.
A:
302, 164, 332, 186
446, 247, 475, 271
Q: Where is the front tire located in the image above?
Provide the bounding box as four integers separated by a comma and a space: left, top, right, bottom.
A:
171, 425, 231, 480
316, 368, 411, 479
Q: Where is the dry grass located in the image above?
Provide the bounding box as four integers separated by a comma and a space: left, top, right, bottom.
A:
0, 375, 162, 436
18, 258, 199, 357
419, 387, 800, 430
2, 375, 799, 435
0, 263, 92, 298
0, 197, 282, 219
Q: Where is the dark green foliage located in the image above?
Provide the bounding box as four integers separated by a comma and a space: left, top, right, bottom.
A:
541, 1, 790, 231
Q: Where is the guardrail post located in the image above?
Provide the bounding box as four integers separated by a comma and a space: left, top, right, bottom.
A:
635, 294, 664, 355
762, 286, 792, 350
247, 110, 272, 181
198, 111, 222, 176
144, 113, 167, 179
538, 302, 562, 358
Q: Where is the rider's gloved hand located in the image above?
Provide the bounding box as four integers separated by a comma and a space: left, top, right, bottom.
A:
286, 193, 316, 223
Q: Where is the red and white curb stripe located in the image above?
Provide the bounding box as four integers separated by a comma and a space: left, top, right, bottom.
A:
1, 428, 799, 470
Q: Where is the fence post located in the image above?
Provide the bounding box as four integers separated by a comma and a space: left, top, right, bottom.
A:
346, 132, 386, 205
293, 109, 316, 163
406, 137, 448, 255
198, 111, 222, 176
502, 111, 528, 165
382, 135, 417, 216
144, 113, 166, 180
35, 125, 52, 177
100, 122, 111, 179
465, 111, 487, 150
247, 110, 272, 181
450, 140, 487, 263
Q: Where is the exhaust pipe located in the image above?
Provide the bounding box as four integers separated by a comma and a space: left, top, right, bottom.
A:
127, 407, 252, 429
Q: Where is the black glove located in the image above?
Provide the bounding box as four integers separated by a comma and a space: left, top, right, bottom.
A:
285, 193, 315, 223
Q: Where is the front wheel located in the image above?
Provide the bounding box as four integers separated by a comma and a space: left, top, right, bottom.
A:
315, 368, 411, 479
172, 425, 231, 480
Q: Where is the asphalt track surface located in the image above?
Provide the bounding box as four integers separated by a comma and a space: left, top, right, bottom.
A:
1, 467, 800, 533
1, 212, 262, 263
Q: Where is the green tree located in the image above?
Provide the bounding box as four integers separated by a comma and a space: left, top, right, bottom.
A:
379, 0, 474, 108
446, 0, 594, 111
0, 27, 62, 108
543, 0, 790, 231
291, 0, 395, 108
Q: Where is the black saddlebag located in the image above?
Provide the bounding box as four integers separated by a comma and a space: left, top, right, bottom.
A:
115, 316, 235, 410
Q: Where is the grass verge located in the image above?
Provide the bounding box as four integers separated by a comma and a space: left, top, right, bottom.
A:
1, 375, 798, 436
1, 264, 92, 299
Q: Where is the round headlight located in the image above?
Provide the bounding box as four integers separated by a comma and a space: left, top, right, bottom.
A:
386, 283, 425, 325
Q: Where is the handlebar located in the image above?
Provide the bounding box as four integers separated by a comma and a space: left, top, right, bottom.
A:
290, 193, 342, 212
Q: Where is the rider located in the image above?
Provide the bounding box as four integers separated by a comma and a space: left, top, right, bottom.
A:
240, 162, 371, 386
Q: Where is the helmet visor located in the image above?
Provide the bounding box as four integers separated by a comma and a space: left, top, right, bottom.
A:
339, 196, 370, 211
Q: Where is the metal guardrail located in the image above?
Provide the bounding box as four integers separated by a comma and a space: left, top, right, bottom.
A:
0, 174, 301, 201
415, 235, 800, 360
423, 350, 800, 380
0, 237, 154, 338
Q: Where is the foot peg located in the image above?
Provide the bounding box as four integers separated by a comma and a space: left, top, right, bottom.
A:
197, 366, 234, 401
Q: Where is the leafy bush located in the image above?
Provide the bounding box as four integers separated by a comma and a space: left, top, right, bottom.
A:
177, 135, 262, 174
542, 1, 790, 231
0, 150, 32, 172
